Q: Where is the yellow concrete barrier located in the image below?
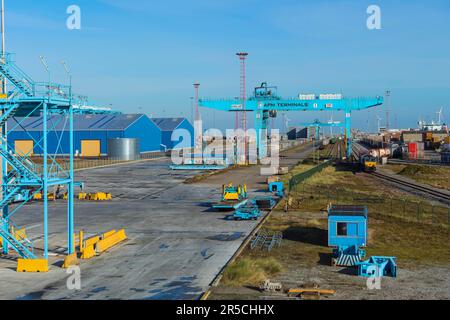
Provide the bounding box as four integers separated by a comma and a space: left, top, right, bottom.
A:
17, 259, 49, 272
80, 244, 96, 259
84, 235, 101, 248
102, 229, 116, 239
15, 228, 27, 241
96, 229, 127, 253
79, 230, 84, 251
78, 192, 87, 200
88, 192, 112, 201
33, 193, 42, 200
62, 253, 79, 268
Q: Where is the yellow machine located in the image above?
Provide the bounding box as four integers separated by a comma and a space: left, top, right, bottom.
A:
222, 183, 247, 201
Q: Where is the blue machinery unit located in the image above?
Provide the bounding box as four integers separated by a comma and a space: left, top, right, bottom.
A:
358, 256, 397, 278
328, 204, 397, 276
0, 53, 76, 260
199, 82, 383, 159
328, 205, 368, 267
233, 205, 261, 220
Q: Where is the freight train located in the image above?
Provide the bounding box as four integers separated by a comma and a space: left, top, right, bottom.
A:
360, 154, 377, 172
353, 143, 379, 172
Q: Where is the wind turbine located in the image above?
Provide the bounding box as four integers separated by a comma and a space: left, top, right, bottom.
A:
436, 107, 444, 124
282, 112, 291, 135
376, 115, 382, 133
328, 112, 334, 136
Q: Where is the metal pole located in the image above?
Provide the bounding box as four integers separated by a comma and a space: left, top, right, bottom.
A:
68, 103, 74, 253
1, 0, 7, 254
1, 119, 7, 254
43, 102, 48, 259
64, 61, 74, 254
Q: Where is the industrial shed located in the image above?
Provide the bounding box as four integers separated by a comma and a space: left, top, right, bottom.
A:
151, 117, 194, 150
7, 114, 163, 157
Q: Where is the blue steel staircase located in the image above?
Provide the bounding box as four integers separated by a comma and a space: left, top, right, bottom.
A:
0, 53, 35, 97
0, 103, 20, 126
0, 52, 75, 263
0, 147, 39, 180
0, 53, 39, 259
0, 216, 35, 259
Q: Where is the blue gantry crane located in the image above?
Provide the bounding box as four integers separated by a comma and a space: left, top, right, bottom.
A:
199, 82, 383, 159
298, 118, 344, 141
0, 53, 77, 271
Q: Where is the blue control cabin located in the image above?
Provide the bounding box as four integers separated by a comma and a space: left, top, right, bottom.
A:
268, 181, 284, 197
328, 205, 368, 266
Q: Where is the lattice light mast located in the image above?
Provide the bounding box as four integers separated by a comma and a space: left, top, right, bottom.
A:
385, 90, 391, 131
236, 52, 248, 163
193, 83, 200, 122
193, 83, 202, 153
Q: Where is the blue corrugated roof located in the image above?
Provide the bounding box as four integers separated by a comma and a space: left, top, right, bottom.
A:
7, 114, 144, 131
151, 117, 185, 131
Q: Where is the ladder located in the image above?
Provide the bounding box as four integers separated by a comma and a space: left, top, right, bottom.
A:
0, 216, 35, 259
0, 147, 39, 180
0, 54, 35, 97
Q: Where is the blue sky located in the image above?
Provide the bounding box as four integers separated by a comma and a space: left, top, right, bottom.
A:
5, 0, 450, 131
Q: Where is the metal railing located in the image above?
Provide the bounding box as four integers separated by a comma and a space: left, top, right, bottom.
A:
288, 160, 332, 192
290, 183, 450, 228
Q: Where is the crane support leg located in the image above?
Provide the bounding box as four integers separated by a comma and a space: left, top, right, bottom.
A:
345, 109, 352, 159
255, 110, 268, 160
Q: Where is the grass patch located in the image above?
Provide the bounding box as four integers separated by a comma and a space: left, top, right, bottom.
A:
221, 257, 283, 287
396, 165, 450, 190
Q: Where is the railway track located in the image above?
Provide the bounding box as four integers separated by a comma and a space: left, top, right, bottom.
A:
388, 158, 449, 167
353, 141, 450, 204
325, 142, 337, 159
368, 171, 450, 205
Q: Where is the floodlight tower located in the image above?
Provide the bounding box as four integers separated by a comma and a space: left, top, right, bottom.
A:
193, 83, 202, 152
236, 52, 248, 163
385, 90, 391, 131
193, 83, 200, 122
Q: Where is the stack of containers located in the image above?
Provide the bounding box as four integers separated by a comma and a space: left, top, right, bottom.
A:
408, 142, 418, 159
417, 142, 425, 159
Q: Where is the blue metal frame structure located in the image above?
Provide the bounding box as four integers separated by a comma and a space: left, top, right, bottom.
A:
0, 53, 75, 260
299, 119, 344, 141
199, 83, 383, 159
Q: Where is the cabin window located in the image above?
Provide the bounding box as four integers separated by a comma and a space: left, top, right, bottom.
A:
337, 222, 347, 236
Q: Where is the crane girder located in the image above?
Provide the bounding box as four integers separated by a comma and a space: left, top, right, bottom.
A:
199, 96, 383, 112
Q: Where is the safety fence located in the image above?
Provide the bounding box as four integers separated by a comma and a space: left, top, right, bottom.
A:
288, 160, 332, 192
30, 151, 168, 174
289, 183, 450, 228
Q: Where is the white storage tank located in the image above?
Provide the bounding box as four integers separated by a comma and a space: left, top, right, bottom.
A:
107, 138, 140, 161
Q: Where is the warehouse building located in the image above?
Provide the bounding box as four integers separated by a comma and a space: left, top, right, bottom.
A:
7, 114, 193, 157
152, 117, 194, 151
